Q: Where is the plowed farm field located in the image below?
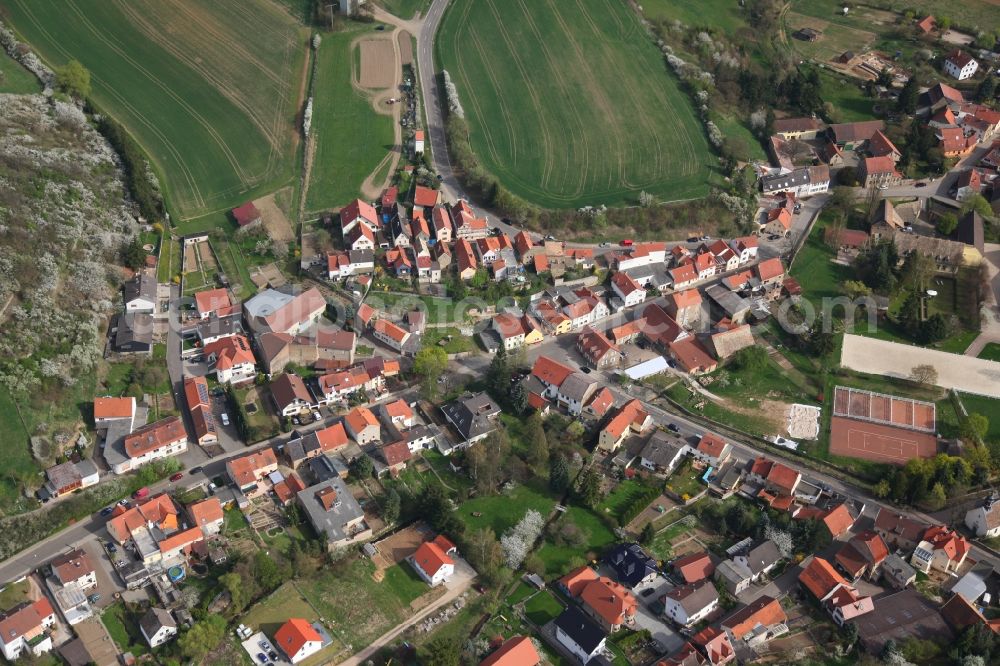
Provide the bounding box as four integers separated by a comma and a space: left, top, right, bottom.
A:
436, 0, 714, 208
4, 0, 307, 220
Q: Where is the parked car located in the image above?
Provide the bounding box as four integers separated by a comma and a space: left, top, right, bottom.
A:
100, 506, 114, 517
189, 466, 203, 475
915, 182, 927, 188
699, 235, 710, 241
107, 543, 117, 553
132, 487, 149, 500
667, 423, 680, 433
258, 640, 270, 651
169, 472, 184, 482
687, 236, 699, 243
221, 413, 230, 426
640, 587, 656, 597
580, 367, 592, 374
292, 416, 301, 426
117, 499, 130, 507
257, 653, 269, 664
620, 239, 633, 247
312, 410, 322, 422
88, 594, 101, 604
268, 652, 278, 662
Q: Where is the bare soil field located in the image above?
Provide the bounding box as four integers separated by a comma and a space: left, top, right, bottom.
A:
371, 523, 433, 572
253, 190, 295, 242
397, 30, 413, 66
359, 38, 396, 89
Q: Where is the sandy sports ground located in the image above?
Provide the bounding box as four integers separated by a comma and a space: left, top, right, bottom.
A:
359, 38, 396, 89
787, 404, 820, 439
840, 334, 1000, 398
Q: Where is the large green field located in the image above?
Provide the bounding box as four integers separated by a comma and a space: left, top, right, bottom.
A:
4, 0, 307, 220
305, 27, 396, 213
436, 0, 714, 208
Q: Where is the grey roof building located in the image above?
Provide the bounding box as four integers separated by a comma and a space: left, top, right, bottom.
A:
854, 589, 952, 655
440, 392, 501, 446
296, 477, 370, 549
112, 313, 153, 354
604, 543, 658, 588
705, 285, 752, 324
123, 270, 157, 312
736, 539, 783, 578
639, 432, 689, 473
559, 373, 598, 406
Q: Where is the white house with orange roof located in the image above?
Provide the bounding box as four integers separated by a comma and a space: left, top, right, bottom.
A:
0, 598, 57, 661
193, 288, 232, 320
911, 526, 969, 574
188, 497, 224, 536
598, 399, 652, 452
345, 406, 380, 445
113, 417, 188, 474
409, 540, 456, 586
203, 334, 256, 385
226, 449, 279, 497
274, 618, 325, 664
611, 271, 647, 308
729, 237, 759, 264
372, 319, 411, 352
382, 399, 415, 430
340, 199, 378, 235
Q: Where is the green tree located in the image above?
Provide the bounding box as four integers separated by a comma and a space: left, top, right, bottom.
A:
910, 364, 938, 386
486, 345, 510, 403
509, 381, 528, 415
383, 488, 401, 525
961, 413, 990, 443
575, 467, 603, 509
419, 636, 462, 666
873, 478, 891, 498
549, 454, 570, 494
253, 550, 288, 591
928, 481, 947, 509
640, 523, 655, 546
731, 345, 769, 371
55, 60, 91, 98
413, 346, 448, 399
938, 16, 952, 31
178, 615, 227, 662
464, 527, 504, 584
121, 237, 146, 270
219, 572, 248, 613
808, 330, 836, 357
937, 213, 959, 236
961, 194, 993, 218
526, 412, 549, 468
976, 76, 997, 103
896, 76, 919, 114
843, 280, 872, 300
349, 454, 374, 480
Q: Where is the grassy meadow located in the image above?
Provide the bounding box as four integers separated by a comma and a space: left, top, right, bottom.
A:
305, 26, 396, 214
436, 0, 714, 208
4, 0, 308, 220
0, 51, 41, 94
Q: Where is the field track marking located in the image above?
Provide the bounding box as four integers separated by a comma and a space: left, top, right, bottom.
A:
9, 0, 207, 210
452, 0, 515, 165
482, 0, 557, 189
515, 0, 592, 198
64, 2, 254, 186
455, 12, 517, 166
113, 0, 291, 152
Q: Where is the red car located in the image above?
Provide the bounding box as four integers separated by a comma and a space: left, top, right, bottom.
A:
169, 472, 184, 482
132, 487, 149, 499
620, 239, 633, 247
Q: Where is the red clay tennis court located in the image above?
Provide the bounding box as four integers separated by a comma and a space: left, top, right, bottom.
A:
829, 416, 938, 465
832, 386, 935, 432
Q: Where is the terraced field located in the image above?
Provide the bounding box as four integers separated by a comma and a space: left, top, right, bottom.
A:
436, 0, 713, 208
3, 0, 308, 220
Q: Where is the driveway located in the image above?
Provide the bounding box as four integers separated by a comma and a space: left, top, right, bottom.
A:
840, 333, 1000, 398
630, 576, 684, 654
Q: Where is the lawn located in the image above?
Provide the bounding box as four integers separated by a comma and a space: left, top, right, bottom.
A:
436, 0, 714, 208
101, 603, 149, 656
666, 383, 775, 438
4, 0, 307, 219
523, 589, 564, 626
378, 0, 431, 19
817, 69, 877, 123
639, 0, 749, 34
665, 459, 705, 500
599, 479, 652, 523
368, 291, 465, 324
978, 343, 1000, 362
422, 327, 476, 354
958, 393, 1000, 443
789, 213, 852, 310
0, 580, 31, 611
647, 515, 698, 561
457, 483, 556, 536
535, 506, 617, 574
306, 26, 395, 213
0, 51, 41, 94
785, 10, 879, 64
299, 557, 437, 650
241, 581, 345, 665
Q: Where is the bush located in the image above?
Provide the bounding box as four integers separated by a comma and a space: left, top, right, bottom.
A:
91, 109, 164, 221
